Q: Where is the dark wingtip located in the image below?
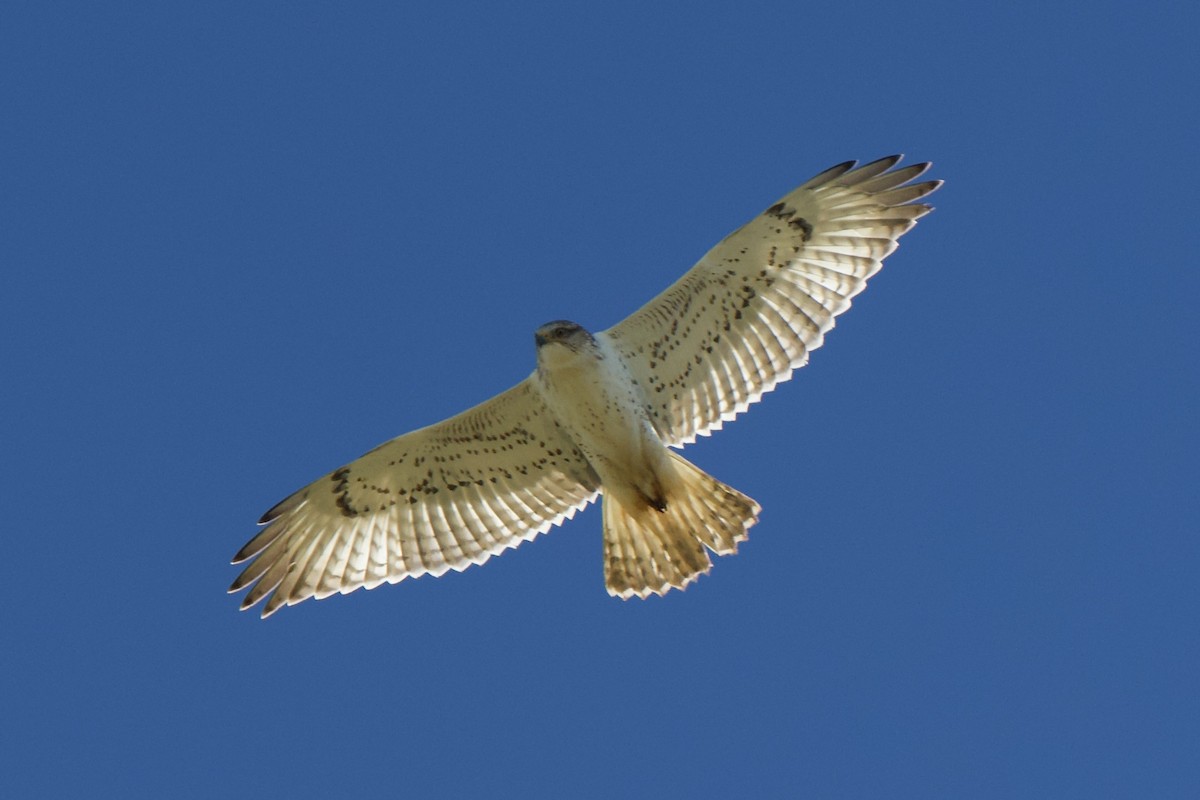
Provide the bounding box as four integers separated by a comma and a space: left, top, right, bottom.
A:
230, 544, 254, 565
258, 487, 310, 525
914, 179, 944, 202
868, 153, 904, 169
258, 599, 283, 619
798, 158, 858, 190
258, 505, 283, 526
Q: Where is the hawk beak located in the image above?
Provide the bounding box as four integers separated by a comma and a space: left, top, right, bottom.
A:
534, 332, 548, 348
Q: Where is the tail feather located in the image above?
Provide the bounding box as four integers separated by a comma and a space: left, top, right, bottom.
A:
602, 451, 760, 599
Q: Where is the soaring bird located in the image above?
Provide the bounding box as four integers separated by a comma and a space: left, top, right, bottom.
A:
230, 156, 941, 617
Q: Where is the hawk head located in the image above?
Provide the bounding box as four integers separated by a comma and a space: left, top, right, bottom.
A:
534, 320, 594, 351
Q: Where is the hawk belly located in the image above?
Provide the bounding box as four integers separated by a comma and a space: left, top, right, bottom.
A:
532, 332, 669, 510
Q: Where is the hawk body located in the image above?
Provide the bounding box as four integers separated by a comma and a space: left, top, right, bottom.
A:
231, 156, 941, 616
531, 319, 760, 596
533, 321, 666, 509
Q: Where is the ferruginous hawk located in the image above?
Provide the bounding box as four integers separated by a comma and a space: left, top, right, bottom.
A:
230, 156, 941, 616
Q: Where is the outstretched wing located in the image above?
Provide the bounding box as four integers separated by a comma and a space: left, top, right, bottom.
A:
230, 378, 601, 617
602, 156, 941, 447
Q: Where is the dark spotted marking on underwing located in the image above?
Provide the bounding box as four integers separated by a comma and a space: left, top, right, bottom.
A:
330, 467, 359, 517
335, 491, 357, 517
788, 216, 813, 240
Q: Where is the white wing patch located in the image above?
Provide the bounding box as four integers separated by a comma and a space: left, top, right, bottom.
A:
230, 379, 600, 617
603, 156, 941, 447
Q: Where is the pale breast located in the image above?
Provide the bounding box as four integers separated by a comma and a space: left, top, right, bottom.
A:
533, 335, 658, 480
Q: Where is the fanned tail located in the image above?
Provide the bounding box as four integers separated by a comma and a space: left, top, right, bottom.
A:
602, 451, 760, 599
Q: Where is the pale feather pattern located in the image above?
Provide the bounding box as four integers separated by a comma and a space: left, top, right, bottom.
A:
603, 155, 941, 447
230, 380, 600, 617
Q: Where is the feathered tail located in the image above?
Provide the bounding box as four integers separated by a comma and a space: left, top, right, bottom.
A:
602, 451, 760, 598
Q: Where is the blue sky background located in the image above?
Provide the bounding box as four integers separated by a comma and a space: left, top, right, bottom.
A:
3, 2, 1197, 797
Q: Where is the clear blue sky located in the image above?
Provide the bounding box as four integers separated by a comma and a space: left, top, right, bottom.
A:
3, 2, 1197, 797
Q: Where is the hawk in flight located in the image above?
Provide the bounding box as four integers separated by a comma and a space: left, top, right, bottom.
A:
230, 156, 941, 617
